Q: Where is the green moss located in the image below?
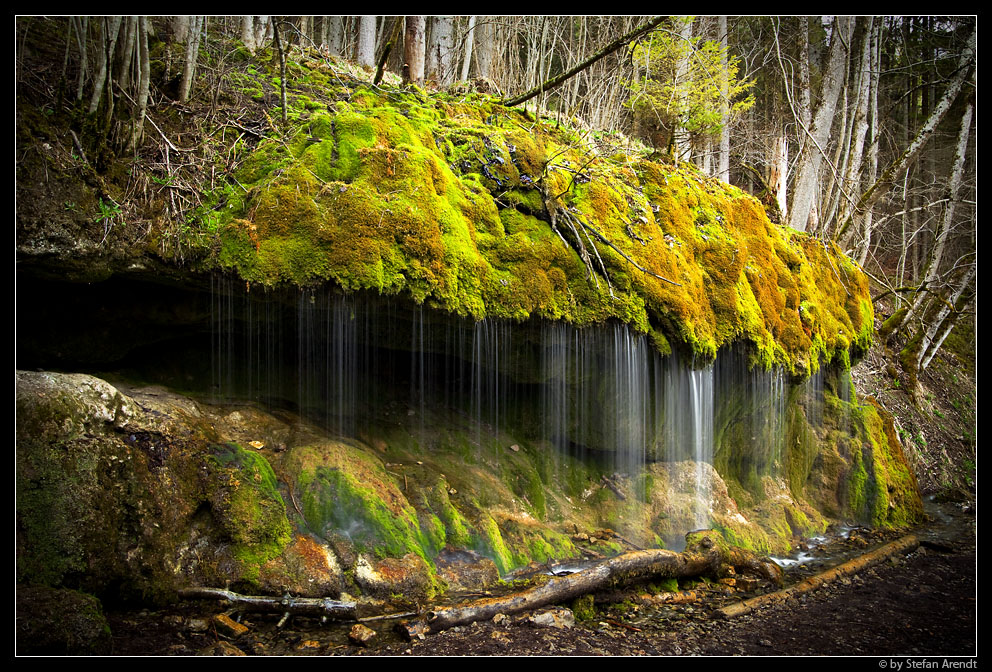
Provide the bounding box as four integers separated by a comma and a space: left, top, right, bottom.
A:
195, 56, 872, 372
298, 463, 430, 563
206, 443, 293, 580
571, 593, 596, 621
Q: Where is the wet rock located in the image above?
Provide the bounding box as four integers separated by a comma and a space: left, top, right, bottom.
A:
527, 607, 575, 629
297, 639, 324, 651
436, 548, 500, 591
187, 617, 210, 632
349, 624, 377, 646
16, 585, 112, 655
354, 553, 438, 602
212, 613, 249, 638
735, 576, 760, 591
397, 620, 429, 641
257, 533, 343, 598
197, 640, 247, 656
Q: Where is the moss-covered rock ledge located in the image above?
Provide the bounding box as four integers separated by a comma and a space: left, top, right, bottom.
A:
199, 53, 871, 375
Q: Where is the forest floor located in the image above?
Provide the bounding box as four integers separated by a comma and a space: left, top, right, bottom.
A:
106, 497, 976, 657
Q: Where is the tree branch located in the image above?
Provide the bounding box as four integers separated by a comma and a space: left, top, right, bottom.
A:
503, 16, 666, 108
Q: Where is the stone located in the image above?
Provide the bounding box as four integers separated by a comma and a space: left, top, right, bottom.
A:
197, 641, 247, 656
297, 639, 324, 651
211, 613, 249, 638
527, 607, 574, 629
15, 586, 113, 655
349, 624, 377, 646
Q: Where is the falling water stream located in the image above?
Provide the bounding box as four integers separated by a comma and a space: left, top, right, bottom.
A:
211, 279, 816, 544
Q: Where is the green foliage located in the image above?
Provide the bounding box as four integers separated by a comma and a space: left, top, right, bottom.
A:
626, 17, 754, 149
93, 197, 122, 228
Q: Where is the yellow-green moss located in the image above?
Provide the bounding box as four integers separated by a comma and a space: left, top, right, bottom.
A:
202, 57, 872, 374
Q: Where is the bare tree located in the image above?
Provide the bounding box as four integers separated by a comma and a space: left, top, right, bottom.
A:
786, 16, 853, 232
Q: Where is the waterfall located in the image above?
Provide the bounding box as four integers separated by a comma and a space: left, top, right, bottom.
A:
211, 278, 814, 545
688, 364, 714, 529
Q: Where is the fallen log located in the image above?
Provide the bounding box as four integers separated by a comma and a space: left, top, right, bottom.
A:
714, 533, 919, 619
179, 587, 357, 621
397, 530, 777, 639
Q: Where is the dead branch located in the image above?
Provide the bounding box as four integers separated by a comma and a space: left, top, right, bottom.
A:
715, 534, 919, 619
179, 587, 356, 621
503, 16, 666, 108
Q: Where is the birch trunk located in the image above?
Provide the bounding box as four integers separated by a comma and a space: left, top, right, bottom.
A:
179, 16, 202, 103
357, 16, 376, 68
787, 16, 852, 232
717, 15, 731, 182
474, 16, 493, 82
460, 16, 476, 81
855, 22, 881, 266
904, 100, 973, 328
835, 24, 976, 240
426, 16, 455, 86
131, 16, 150, 151
241, 16, 256, 53
832, 18, 874, 241
918, 266, 975, 372
674, 17, 693, 164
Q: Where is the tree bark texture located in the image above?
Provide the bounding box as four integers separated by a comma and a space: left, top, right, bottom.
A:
357, 16, 376, 68
403, 16, 425, 86
787, 16, 852, 232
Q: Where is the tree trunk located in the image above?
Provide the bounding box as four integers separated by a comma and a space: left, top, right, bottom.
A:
180, 587, 357, 620
427, 15, 455, 86
241, 16, 257, 53
130, 16, 150, 151
903, 100, 973, 328
787, 16, 852, 232
460, 16, 476, 81
117, 16, 135, 91
73, 17, 88, 102
769, 131, 788, 220
357, 16, 376, 68
272, 19, 288, 123
832, 18, 874, 242
673, 16, 693, 164
373, 17, 402, 86
716, 15, 731, 182
179, 16, 203, 103
474, 16, 493, 82
855, 20, 881, 266
403, 16, 425, 86
835, 24, 976, 240
919, 267, 975, 371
